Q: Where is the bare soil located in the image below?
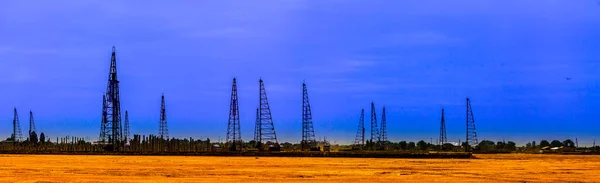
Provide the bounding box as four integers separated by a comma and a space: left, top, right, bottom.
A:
0, 154, 598, 182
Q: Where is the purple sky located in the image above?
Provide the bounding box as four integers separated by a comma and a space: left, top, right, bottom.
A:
1, 1, 599, 145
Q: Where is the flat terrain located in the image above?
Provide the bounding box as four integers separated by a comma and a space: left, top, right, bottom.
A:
0, 154, 599, 182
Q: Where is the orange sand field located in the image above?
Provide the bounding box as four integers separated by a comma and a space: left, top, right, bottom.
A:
0, 154, 599, 182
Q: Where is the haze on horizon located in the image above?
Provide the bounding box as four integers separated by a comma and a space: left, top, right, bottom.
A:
0, 1, 599, 145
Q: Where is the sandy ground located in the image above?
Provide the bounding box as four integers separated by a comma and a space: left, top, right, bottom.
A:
0, 154, 598, 182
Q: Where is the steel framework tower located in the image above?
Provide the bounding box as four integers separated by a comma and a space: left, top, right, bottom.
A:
465, 98, 478, 152
370, 102, 380, 146
100, 46, 123, 151
100, 95, 107, 143
354, 109, 365, 148
439, 108, 447, 146
12, 108, 23, 142
124, 110, 130, 143
254, 107, 259, 142
301, 82, 316, 150
380, 106, 388, 143
257, 79, 278, 146
29, 110, 36, 135
159, 94, 169, 140
226, 78, 242, 151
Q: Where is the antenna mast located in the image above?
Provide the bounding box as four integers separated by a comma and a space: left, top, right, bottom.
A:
12, 108, 23, 142
124, 110, 130, 143
226, 78, 242, 151
258, 78, 279, 149
370, 102, 380, 149
159, 93, 169, 140
29, 110, 36, 135
99, 46, 123, 151
380, 106, 388, 143
301, 82, 317, 150
354, 109, 365, 149
466, 98, 479, 152
439, 108, 447, 146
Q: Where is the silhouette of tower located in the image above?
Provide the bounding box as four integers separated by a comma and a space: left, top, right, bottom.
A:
253, 107, 259, 142
100, 46, 123, 151
439, 108, 447, 146
257, 79, 278, 147
380, 106, 388, 143
159, 94, 169, 140
29, 110, 36, 135
12, 108, 23, 142
124, 110, 130, 143
370, 102, 380, 148
226, 78, 242, 151
100, 95, 107, 143
465, 98, 478, 152
354, 109, 365, 148
301, 82, 316, 151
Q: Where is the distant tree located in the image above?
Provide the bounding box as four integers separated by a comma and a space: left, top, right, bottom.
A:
476, 140, 496, 152
550, 140, 563, 147
29, 131, 38, 144
532, 141, 537, 148
563, 139, 575, 148
365, 140, 372, 149
398, 141, 407, 150
427, 143, 437, 150
525, 142, 532, 149
496, 141, 506, 150
540, 140, 550, 148
442, 143, 455, 151
506, 141, 517, 151
281, 142, 293, 150
407, 142, 416, 150
417, 140, 428, 151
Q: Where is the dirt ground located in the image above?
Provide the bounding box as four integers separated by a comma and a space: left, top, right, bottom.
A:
0, 154, 598, 182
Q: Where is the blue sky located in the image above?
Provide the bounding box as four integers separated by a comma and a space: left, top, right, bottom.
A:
1, 1, 599, 145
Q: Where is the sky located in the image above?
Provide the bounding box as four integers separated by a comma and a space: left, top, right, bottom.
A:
0, 0, 599, 145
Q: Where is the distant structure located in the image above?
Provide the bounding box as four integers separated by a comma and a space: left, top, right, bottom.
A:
439, 108, 447, 146
301, 82, 316, 151
370, 102, 380, 148
226, 78, 242, 151
100, 95, 107, 142
99, 46, 123, 151
354, 109, 365, 148
159, 94, 169, 140
29, 110, 36, 135
256, 79, 279, 149
465, 98, 479, 152
12, 108, 23, 142
380, 106, 388, 143
253, 107, 259, 143
124, 110, 130, 143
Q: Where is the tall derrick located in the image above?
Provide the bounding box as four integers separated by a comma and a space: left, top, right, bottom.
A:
124, 110, 130, 143
439, 108, 447, 146
12, 108, 23, 142
226, 78, 242, 151
100, 95, 107, 143
380, 106, 388, 143
159, 94, 169, 140
370, 102, 380, 148
354, 109, 365, 148
301, 82, 316, 151
257, 79, 278, 148
253, 107, 259, 143
29, 110, 36, 135
100, 46, 123, 151
465, 98, 478, 152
